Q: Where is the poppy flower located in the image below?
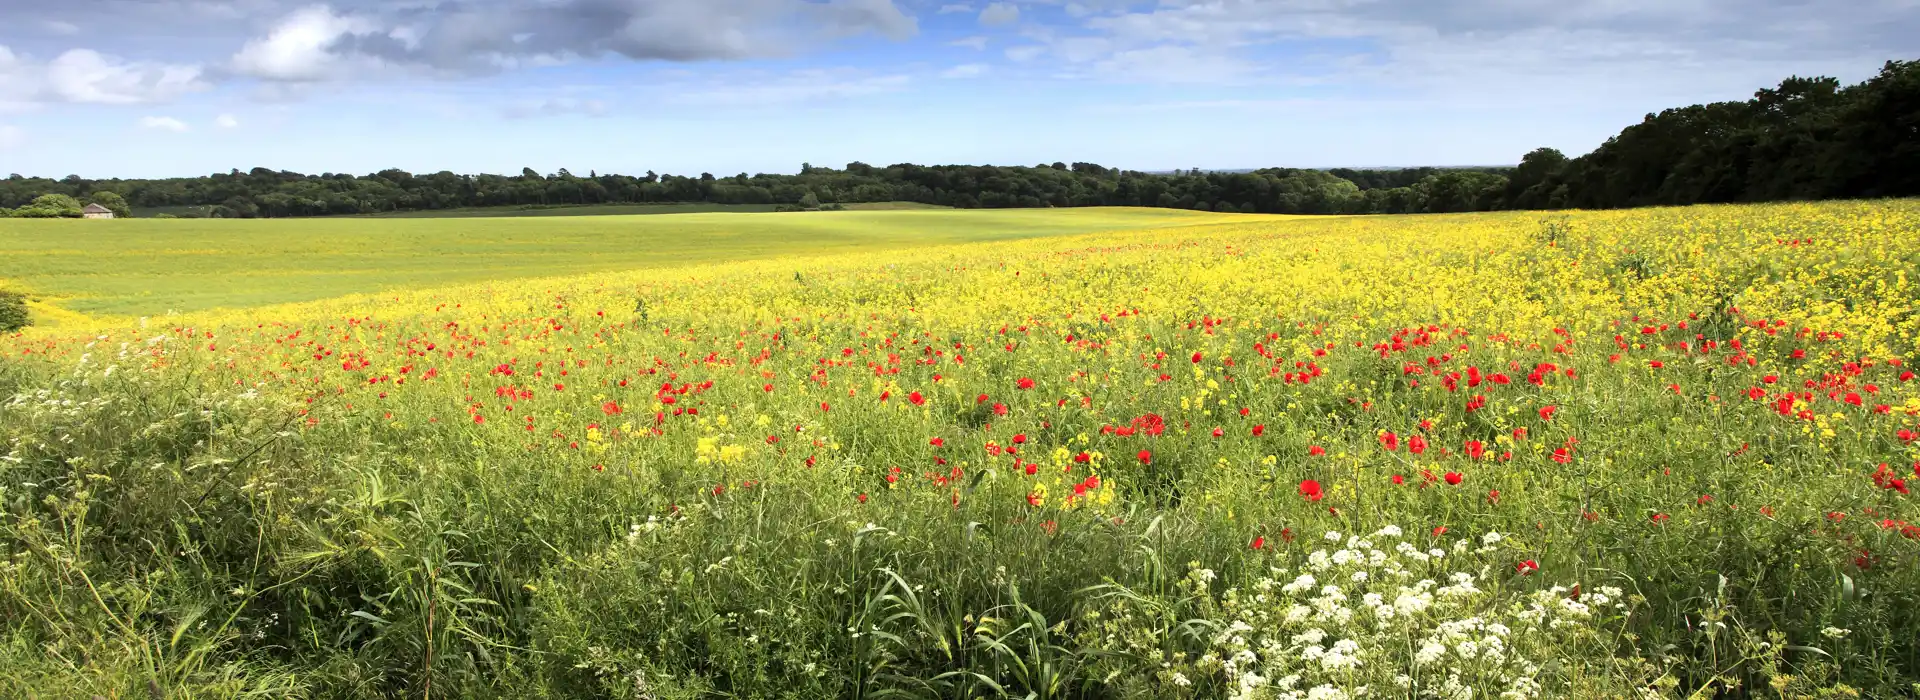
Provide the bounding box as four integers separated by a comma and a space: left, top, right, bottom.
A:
1191, 351, 1203, 364
1308, 445, 1326, 456
1391, 474, 1405, 485
1515, 560, 1538, 576
909, 391, 926, 406
1137, 449, 1152, 464
1298, 479, 1323, 502
1211, 427, 1225, 438
1408, 435, 1427, 455
1539, 406, 1558, 420
1016, 377, 1035, 390
601, 401, 623, 416
929, 437, 945, 447
1381, 431, 1400, 451
1250, 535, 1266, 550
1252, 424, 1265, 436
1443, 472, 1463, 485
1464, 440, 1485, 460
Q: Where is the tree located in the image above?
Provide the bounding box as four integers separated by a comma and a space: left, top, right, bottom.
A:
799, 192, 822, 210
9, 194, 86, 218
1505, 148, 1567, 210
90, 191, 133, 218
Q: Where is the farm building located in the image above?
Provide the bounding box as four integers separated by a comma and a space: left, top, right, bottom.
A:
82, 203, 115, 219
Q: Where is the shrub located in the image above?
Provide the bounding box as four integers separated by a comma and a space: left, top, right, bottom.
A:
0, 290, 29, 332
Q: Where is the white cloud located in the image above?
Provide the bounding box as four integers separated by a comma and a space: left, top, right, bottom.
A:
1047, 0, 1918, 93
979, 2, 1020, 27
0, 47, 208, 107
950, 36, 990, 50
139, 115, 190, 132
502, 97, 608, 119
215, 113, 240, 128
42, 20, 81, 36
941, 63, 989, 78
1004, 45, 1045, 62
937, 3, 974, 13
230, 5, 384, 81
0, 124, 21, 150
666, 70, 911, 107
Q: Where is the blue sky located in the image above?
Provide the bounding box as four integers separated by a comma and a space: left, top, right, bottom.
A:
2, 0, 1915, 179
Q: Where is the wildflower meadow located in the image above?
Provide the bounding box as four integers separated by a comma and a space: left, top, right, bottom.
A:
3, 201, 1918, 698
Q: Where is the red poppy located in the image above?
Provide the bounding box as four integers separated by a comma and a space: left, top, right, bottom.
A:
762, 383, 774, 392
1464, 440, 1485, 460
857, 493, 868, 504
1443, 472, 1463, 485
601, 401, 623, 416
1408, 435, 1427, 455
909, 391, 926, 406
929, 437, 945, 447
1016, 377, 1035, 390
1391, 474, 1405, 485
1308, 445, 1326, 456
1252, 424, 1265, 436
1298, 479, 1323, 502
1515, 560, 1538, 575
1539, 405, 1558, 420
1211, 427, 1225, 438
1250, 535, 1266, 550
1381, 431, 1400, 451
1137, 449, 1152, 464
1191, 351, 1203, 364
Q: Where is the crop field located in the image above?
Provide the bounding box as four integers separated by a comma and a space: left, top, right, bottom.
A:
0, 207, 1232, 319
3, 202, 1920, 698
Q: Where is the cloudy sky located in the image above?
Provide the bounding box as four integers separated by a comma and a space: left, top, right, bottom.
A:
1, 0, 1914, 178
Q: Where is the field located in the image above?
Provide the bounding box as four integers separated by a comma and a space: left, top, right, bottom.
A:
2, 202, 1919, 698
0, 207, 1231, 319
356, 202, 954, 219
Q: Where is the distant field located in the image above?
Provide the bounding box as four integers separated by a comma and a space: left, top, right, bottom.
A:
356, 201, 952, 218
0, 207, 1252, 319
357, 203, 784, 218
125, 201, 952, 219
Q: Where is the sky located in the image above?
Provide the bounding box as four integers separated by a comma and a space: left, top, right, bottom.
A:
0, 0, 1915, 179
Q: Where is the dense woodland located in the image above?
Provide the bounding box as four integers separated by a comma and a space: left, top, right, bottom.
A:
3, 60, 1915, 219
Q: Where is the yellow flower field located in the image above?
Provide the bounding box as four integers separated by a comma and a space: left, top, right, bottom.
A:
2, 201, 1917, 698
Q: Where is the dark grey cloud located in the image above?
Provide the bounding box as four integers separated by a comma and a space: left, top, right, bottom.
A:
221, 0, 917, 81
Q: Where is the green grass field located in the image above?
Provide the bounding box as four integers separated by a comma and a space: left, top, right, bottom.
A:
358, 201, 954, 217
0, 207, 1247, 319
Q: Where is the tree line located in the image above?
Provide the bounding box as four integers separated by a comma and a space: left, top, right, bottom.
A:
3, 60, 1914, 220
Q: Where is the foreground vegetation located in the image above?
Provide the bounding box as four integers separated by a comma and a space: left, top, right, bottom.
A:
3, 201, 1918, 698
5, 61, 1915, 221
0, 207, 1238, 318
